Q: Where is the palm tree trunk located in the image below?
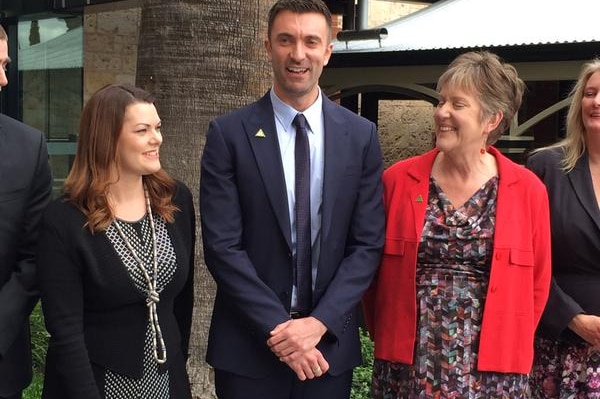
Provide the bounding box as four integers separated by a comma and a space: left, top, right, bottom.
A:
136, 1, 274, 397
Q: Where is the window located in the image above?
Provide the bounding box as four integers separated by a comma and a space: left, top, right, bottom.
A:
18, 16, 83, 196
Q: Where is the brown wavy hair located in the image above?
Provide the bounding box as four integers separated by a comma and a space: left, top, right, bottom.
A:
63, 83, 178, 233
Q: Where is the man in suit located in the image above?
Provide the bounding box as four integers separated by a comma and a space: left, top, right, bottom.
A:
200, 0, 385, 397
0, 25, 52, 399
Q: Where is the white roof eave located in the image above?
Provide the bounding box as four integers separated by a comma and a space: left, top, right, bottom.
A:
333, 0, 600, 54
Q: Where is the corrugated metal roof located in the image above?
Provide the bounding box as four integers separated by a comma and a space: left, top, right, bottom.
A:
333, 0, 600, 53
19, 26, 82, 71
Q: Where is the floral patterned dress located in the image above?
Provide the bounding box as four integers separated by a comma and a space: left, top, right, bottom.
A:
532, 338, 600, 398
372, 176, 529, 399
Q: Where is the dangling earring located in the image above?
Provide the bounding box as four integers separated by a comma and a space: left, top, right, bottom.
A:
480, 147, 486, 155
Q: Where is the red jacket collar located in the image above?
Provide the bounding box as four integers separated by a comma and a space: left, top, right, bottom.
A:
405, 146, 520, 186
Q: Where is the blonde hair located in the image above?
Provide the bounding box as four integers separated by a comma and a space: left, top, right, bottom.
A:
437, 51, 526, 145
532, 59, 600, 171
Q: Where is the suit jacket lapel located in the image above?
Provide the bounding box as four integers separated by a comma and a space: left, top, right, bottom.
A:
243, 93, 292, 249
491, 146, 520, 246
320, 98, 349, 242
568, 152, 600, 231
407, 149, 436, 238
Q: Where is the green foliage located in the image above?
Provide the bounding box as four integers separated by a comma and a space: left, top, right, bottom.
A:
29, 303, 49, 371
23, 303, 48, 399
23, 371, 43, 399
351, 328, 374, 399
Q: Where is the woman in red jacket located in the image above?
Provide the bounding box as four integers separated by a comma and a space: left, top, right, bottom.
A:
364, 51, 552, 398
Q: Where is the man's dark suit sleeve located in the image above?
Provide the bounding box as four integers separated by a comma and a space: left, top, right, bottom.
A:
311, 122, 385, 339
200, 119, 291, 338
0, 132, 51, 357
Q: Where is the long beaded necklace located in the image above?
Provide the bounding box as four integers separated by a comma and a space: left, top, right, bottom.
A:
112, 186, 167, 364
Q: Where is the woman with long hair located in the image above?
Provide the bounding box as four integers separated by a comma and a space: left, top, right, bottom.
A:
37, 84, 195, 399
528, 59, 600, 398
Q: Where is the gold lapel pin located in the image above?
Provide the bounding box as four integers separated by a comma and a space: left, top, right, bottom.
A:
416, 194, 423, 203
255, 129, 266, 138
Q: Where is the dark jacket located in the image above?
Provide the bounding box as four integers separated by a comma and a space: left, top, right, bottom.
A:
0, 114, 52, 396
527, 148, 600, 342
200, 92, 385, 378
38, 181, 194, 399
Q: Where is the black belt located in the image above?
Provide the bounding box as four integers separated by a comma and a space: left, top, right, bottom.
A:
290, 311, 309, 319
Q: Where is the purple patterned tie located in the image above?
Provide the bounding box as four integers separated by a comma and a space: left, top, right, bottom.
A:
293, 113, 312, 313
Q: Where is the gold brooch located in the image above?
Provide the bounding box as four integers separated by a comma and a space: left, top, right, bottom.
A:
255, 129, 266, 138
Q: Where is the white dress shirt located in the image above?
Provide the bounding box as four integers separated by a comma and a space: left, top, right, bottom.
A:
270, 89, 325, 309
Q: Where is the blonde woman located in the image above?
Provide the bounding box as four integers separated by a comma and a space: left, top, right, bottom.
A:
528, 59, 600, 398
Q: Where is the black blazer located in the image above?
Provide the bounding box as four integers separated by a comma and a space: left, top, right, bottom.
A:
37, 181, 195, 399
200, 92, 385, 378
0, 114, 52, 396
527, 148, 600, 341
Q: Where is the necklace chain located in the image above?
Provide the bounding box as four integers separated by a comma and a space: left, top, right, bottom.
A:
113, 186, 167, 364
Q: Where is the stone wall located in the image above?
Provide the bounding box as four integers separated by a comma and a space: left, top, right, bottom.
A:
370, 3, 435, 165
378, 99, 435, 167
83, 0, 140, 102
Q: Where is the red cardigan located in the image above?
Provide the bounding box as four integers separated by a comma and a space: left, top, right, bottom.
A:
364, 147, 551, 374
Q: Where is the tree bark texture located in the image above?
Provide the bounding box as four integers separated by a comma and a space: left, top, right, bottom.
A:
136, 1, 275, 397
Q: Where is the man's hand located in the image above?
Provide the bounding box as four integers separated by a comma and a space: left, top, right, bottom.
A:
280, 347, 330, 380
268, 316, 327, 356
267, 316, 329, 380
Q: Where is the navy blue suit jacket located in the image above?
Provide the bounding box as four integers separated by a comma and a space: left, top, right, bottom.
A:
200, 92, 385, 378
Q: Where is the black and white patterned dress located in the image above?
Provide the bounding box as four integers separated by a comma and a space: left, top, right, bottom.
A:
104, 213, 177, 399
